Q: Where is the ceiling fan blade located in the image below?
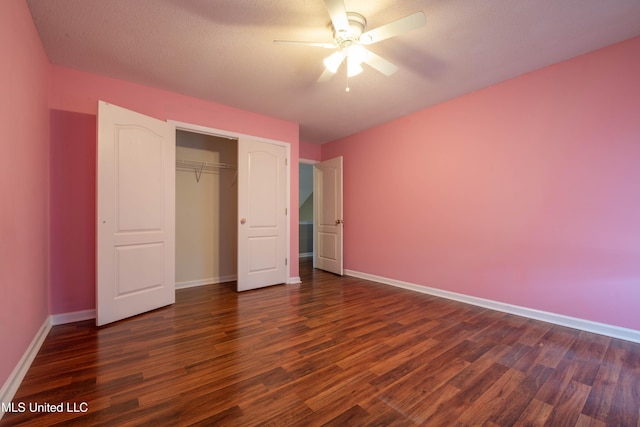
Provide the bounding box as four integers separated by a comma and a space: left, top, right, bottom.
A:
317, 68, 335, 82
273, 40, 336, 49
360, 11, 426, 45
362, 49, 398, 76
324, 0, 350, 33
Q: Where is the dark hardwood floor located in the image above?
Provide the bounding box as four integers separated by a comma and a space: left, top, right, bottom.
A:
2, 259, 639, 426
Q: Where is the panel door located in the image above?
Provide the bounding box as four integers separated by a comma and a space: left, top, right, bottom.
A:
237, 137, 288, 291
314, 156, 343, 275
97, 101, 175, 326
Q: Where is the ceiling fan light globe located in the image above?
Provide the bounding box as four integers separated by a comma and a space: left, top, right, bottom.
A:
324, 51, 345, 73
348, 44, 369, 64
347, 56, 363, 77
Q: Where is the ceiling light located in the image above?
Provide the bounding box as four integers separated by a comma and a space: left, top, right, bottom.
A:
323, 51, 345, 74
347, 55, 363, 77
348, 44, 368, 64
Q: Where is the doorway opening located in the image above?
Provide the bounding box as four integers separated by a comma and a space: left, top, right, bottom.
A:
175, 130, 238, 288
299, 162, 315, 262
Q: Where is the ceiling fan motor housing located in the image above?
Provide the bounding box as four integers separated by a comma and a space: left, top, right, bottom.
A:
334, 12, 367, 48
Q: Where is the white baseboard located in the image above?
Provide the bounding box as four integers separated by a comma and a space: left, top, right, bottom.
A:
345, 269, 640, 344
299, 252, 313, 258
288, 276, 302, 285
0, 317, 52, 418
50, 309, 96, 326
176, 275, 237, 289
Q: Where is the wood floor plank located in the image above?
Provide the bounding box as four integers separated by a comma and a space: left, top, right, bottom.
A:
535, 358, 581, 406
544, 379, 591, 427
581, 362, 621, 423
2, 258, 640, 426
606, 368, 640, 427
574, 413, 606, 427
401, 382, 461, 425
378, 356, 469, 418
456, 366, 527, 425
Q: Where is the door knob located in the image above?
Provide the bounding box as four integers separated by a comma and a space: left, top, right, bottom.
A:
240, 218, 246, 225
335, 219, 343, 225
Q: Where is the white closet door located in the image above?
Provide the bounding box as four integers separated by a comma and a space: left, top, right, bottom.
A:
237, 137, 288, 291
96, 101, 175, 326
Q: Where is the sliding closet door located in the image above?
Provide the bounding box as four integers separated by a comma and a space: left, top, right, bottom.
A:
96, 101, 175, 326
237, 137, 288, 291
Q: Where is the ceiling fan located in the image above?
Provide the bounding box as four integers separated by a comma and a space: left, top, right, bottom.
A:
274, 0, 426, 83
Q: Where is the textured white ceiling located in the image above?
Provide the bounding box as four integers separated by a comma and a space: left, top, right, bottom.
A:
27, 0, 640, 144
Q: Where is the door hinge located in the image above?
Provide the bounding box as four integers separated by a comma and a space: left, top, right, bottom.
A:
285, 158, 288, 166
285, 208, 288, 215
285, 258, 288, 266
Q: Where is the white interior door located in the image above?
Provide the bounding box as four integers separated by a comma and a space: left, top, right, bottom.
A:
314, 156, 343, 275
97, 101, 175, 326
237, 137, 288, 291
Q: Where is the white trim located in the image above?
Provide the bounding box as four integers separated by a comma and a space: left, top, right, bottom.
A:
50, 309, 96, 326
299, 252, 313, 258
0, 317, 51, 418
345, 269, 640, 344
299, 158, 319, 165
286, 143, 291, 285
288, 276, 302, 285
176, 275, 237, 289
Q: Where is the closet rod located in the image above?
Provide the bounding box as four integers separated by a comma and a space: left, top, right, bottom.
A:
176, 159, 237, 183
175, 159, 236, 170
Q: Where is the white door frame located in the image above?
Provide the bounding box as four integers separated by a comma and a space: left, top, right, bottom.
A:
169, 120, 292, 284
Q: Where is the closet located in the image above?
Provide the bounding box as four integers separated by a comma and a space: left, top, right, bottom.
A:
175, 130, 238, 288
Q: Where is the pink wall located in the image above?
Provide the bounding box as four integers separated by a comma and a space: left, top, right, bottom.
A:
323, 37, 640, 331
299, 140, 322, 161
49, 111, 97, 314
49, 65, 300, 314
0, 0, 51, 387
